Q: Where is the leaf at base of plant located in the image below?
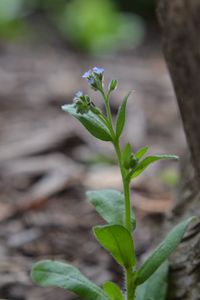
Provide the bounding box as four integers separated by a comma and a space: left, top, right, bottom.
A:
135, 261, 168, 300
137, 216, 196, 285
31, 260, 108, 300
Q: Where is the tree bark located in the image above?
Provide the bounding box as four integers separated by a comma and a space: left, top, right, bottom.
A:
157, 1, 200, 299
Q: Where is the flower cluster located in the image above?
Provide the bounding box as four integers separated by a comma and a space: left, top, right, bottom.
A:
73, 91, 91, 114
73, 90, 102, 116
82, 67, 104, 91
73, 67, 105, 114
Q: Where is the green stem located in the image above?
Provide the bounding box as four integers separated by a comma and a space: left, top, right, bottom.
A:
101, 87, 136, 300
101, 88, 132, 231
114, 141, 136, 300
126, 268, 136, 300
100, 89, 114, 132
114, 141, 132, 232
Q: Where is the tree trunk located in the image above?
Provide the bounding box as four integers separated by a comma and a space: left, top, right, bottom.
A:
157, 1, 200, 299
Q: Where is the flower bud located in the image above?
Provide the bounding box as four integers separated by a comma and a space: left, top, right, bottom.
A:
73, 92, 91, 114
129, 154, 139, 169
109, 79, 118, 92
124, 154, 139, 170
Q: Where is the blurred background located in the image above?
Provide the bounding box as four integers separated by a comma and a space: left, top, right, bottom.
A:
0, 1, 187, 299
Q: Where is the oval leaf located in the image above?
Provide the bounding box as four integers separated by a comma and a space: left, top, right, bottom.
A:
87, 189, 136, 230
62, 104, 112, 141
131, 154, 179, 179
137, 217, 196, 285
135, 261, 168, 300
103, 281, 123, 300
93, 224, 135, 268
115, 92, 131, 139
87, 189, 124, 225
31, 260, 108, 300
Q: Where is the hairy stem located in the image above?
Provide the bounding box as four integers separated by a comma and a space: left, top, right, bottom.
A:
126, 268, 136, 300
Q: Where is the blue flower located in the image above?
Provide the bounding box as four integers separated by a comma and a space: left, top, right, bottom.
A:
75, 91, 84, 98
82, 67, 104, 91
93, 67, 104, 75
82, 69, 92, 79
88, 77, 95, 85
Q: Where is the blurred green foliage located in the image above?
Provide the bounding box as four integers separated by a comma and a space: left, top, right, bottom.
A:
0, 0, 23, 21
0, 0, 26, 39
0, 0, 157, 52
161, 168, 180, 187
57, 0, 145, 53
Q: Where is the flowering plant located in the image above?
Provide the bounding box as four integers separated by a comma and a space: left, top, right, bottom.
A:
31, 67, 195, 300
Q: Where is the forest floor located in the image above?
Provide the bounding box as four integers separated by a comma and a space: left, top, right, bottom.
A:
0, 33, 187, 299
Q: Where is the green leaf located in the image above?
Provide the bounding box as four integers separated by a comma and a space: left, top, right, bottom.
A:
122, 143, 132, 159
131, 154, 179, 179
135, 261, 168, 300
122, 143, 132, 167
103, 281, 123, 300
137, 217, 196, 285
62, 104, 112, 141
87, 189, 136, 230
87, 189, 124, 225
93, 224, 135, 268
134, 146, 149, 160
31, 260, 108, 300
115, 92, 131, 139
